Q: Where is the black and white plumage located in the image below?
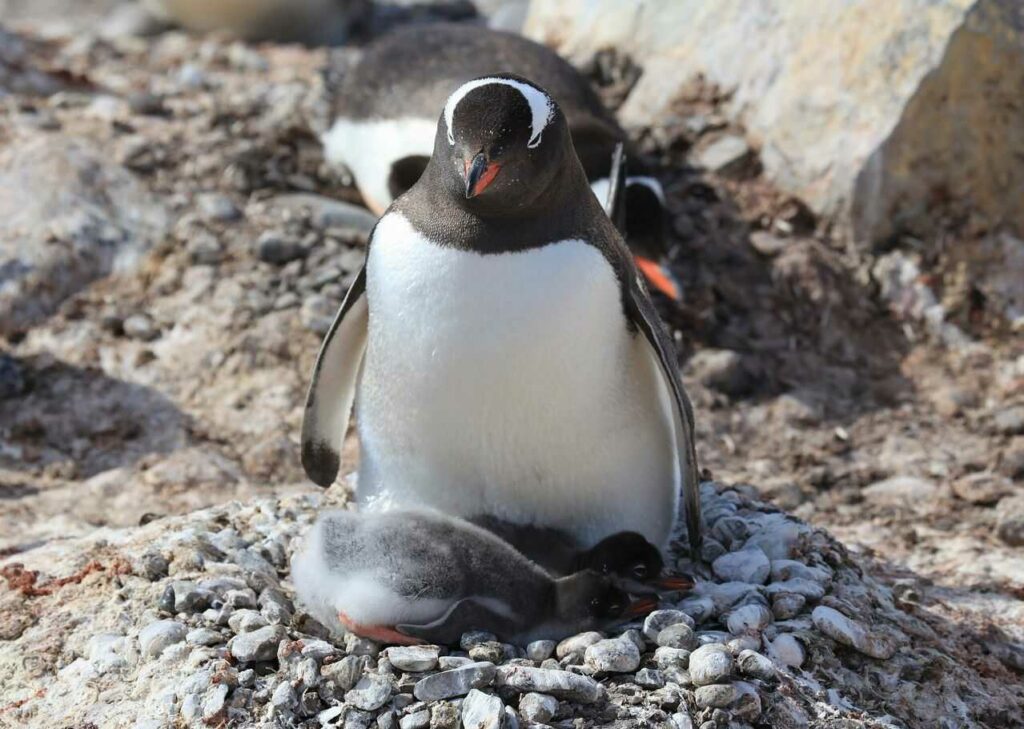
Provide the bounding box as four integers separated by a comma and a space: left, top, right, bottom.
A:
323, 22, 675, 298
289, 509, 635, 644
302, 74, 702, 556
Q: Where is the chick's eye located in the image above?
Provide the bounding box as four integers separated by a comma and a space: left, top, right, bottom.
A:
589, 597, 602, 611
632, 564, 649, 580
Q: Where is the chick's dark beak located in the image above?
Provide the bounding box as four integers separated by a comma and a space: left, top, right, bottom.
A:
464, 152, 501, 198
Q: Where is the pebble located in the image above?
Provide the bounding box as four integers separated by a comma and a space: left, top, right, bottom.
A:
139, 620, 186, 658
767, 634, 805, 669
811, 606, 895, 659
345, 633, 381, 657
228, 625, 286, 663
430, 701, 460, 729
677, 597, 716, 624
346, 675, 394, 711
495, 665, 603, 703
994, 405, 1024, 435
634, 668, 666, 689
255, 231, 305, 264
726, 605, 772, 635
170, 580, 213, 613
749, 230, 788, 256
951, 472, 1014, 505
765, 579, 825, 601
643, 610, 695, 642
863, 476, 940, 511
323, 655, 370, 691
772, 593, 807, 620
468, 642, 507, 664
687, 644, 733, 686
186, 628, 224, 646
123, 313, 159, 341
461, 689, 504, 729
694, 683, 738, 709
736, 650, 776, 681
186, 233, 223, 265
300, 294, 336, 335
997, 496, 1024, 546
656, 623, 697, 650
271, 681, 297, 711
460, 631, 497, 650
770, 560, 832, 585
413, 662, 496, 702
438, 656, 473, 670
228, 609, 269, 633
555, 631, 603, 659
732, 681, 762, 720
686, 349, 753, 397
201, 683, 229, 724
401, 710, 431, 729
712, 548, 770, 584
224, 588, 258, 610
584, 636, 641, 673
525, 640, 556, 662
653, 646, 690, 670
518, 692, 557, 723
197, 192, 240, 222
387, 645, 440, 672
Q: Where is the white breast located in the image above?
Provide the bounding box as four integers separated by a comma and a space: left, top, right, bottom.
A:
356, 213, 678, 548
322, 117, 436, 214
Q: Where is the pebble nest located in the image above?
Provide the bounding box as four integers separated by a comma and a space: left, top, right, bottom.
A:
6, 481, 1017, 729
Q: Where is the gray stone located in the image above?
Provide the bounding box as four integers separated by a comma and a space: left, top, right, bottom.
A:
654, 646, 691, 670
643, 610, 695, 642
460, 631, 498, 650
726, 605, 772, 635
694, 683, 738, 709
686, 349, 754, 397
228, 609, 269, 633
255, 231, 305, 264
584, 636, 640, 673
400, 709, 431, 729
271, 680, 297, 710
495, 665, 602, 704
555, 631, 603, 659
811, 606, 896, 659
732, 680, 763, 720
387, 645, 440, 673
228, 625, 286, 663
634, 668, 666, 689
517, 692, 557, 723
438, 656, 473, 670
736, 650, 776, 681
468, 642, 507, 664
765, 579, 826, 601
656, 623, 697, 650
322, 655, 370, 691
344, 633, 380, 657
994, 406, 1024, 435
712, 548, 771, 585
186, 628, 224, 647
749, 231, 789, 257
139, 620, 186, 658
687, 644, 734, 686
346, 675, 394, 711
201, 683, 229, 724
300, 294, 335, 336
413, 662, 496, 702
196, 192, 240, 222
997, 496, 1024, 547
461, 689, 504, 729
525, 640, 556, 663
224, 588, 258, 610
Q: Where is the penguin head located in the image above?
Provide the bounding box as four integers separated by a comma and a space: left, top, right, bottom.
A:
581, 531, 665, 586
438, 74, 569, 213
553, 570, 629, 627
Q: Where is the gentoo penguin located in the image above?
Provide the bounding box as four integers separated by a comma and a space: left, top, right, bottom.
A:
302, 74, 702, 556
323, 22, 678, 299
469, 514, 694, 593
289, 509, 651, 645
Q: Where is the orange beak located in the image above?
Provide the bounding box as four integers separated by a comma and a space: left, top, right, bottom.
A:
652, 575, 694, 592
635, 256, 681, 301
625, 596, 660, 617
464, 153, 501, 198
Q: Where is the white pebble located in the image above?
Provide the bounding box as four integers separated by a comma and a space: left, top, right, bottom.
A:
712, 548, 770, 584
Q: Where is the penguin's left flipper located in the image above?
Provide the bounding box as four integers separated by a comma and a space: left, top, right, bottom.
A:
300, 264, 369, 487
621, 265, 703, 558
396, 599, 518, 646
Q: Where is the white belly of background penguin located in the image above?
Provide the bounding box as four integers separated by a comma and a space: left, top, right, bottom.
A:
356, 213, 677, 547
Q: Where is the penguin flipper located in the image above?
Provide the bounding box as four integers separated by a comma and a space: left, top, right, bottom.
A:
622, 272, 703, 558
396, 598, 518, 645
300, 265, 368, 487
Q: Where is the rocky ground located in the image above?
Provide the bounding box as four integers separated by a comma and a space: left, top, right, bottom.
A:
1, 4, 1023, 728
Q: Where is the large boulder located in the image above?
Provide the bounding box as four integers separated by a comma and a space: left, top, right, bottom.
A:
525, 0, 1024, 246
0, 133, 168, 336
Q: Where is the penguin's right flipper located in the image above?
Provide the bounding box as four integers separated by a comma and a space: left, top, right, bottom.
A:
396, 598, 518, 645
604, 142, 628, 234
300, 264, 369, 487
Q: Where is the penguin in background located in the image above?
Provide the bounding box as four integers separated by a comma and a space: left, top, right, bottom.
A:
290, 509, 655, 645
323, 22, 680, 301
302, 74, 702, 557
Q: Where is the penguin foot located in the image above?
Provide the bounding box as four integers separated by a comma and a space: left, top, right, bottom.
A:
338, 612, 424, 646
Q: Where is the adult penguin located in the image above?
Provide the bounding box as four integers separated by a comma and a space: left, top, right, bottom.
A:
303, 75, 702, 555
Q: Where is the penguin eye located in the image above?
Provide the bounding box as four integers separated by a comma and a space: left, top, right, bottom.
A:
631, 564, 649, 580
600, 564, 611, 574
589, 597, 602, 612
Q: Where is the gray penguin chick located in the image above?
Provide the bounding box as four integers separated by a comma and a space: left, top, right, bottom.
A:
290, 508, 650, 645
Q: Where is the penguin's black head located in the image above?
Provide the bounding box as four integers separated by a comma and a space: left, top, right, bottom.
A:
581, 531, 665, 584
438, 74, 569, 214
554, 570, 628, 623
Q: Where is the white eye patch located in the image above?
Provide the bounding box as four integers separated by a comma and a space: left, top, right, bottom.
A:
444, 77, 554, 149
